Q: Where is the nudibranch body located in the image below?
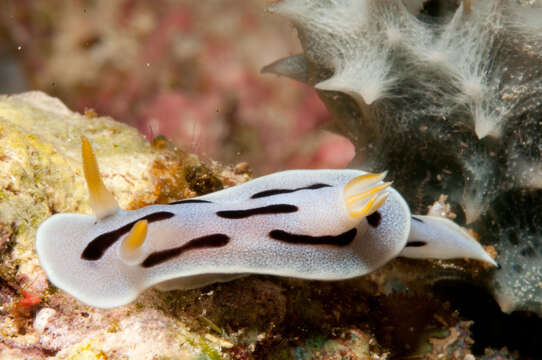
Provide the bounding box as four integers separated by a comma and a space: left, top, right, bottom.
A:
36, 138, 496, 308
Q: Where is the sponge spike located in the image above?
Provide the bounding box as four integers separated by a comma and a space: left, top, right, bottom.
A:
261, 54, 309, 84
315, 72, 392, 106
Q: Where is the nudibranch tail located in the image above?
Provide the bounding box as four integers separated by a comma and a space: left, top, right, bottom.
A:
344, 172, 391, 219
81, 136, 119, 219
118, 219, 148, 265
400, 215, 497, 266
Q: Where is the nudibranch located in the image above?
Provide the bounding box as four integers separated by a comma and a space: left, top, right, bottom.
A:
36, 137, 496, 308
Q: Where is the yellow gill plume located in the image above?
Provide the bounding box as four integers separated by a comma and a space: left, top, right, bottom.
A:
81, 136, 120, 219
343, 172, 391, 219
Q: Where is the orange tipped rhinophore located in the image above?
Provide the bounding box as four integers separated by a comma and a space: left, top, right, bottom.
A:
81, 136, 119, 219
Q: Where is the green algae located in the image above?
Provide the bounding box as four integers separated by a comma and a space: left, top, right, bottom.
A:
184, 164, 223, 195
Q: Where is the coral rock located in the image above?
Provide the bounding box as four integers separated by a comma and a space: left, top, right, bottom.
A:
0, 91, 242, 359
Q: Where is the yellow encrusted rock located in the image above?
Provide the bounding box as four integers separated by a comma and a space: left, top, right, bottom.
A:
0, 91, 254, 360
0, 90, 242, 292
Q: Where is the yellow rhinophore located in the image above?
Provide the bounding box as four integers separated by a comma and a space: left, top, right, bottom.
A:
81, 136, 119, 219
343, 172, 391, 219
122, 220, 148, 252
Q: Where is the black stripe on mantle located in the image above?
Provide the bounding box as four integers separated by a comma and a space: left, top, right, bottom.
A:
141, 233, 230, 267
168, 199, 213, 205
216, 204, 298, 219
269, 228, 357, 246
250, 183, 332, 199
81, 212, 175, 261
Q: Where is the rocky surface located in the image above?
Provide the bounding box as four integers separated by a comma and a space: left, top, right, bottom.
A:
0, 92, 249, 359
0, 91, 511, 359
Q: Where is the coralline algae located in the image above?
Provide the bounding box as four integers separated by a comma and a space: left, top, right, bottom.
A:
265, 0, 542, 315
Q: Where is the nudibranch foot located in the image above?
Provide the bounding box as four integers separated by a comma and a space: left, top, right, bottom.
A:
154, 273, 248, 291
401, 215, 497, 266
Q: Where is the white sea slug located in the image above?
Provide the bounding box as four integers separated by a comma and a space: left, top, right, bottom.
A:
35, 138, 496, 308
